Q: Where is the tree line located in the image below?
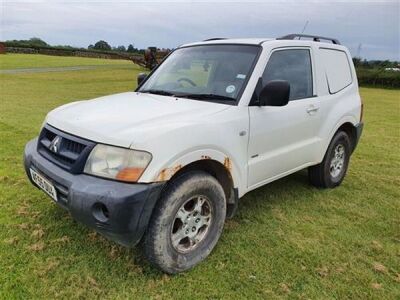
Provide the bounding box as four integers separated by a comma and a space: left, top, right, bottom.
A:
87, 40, 143, 53
4, 37, 145, 54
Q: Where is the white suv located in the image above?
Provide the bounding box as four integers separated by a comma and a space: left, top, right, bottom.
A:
24, 34, 363, 273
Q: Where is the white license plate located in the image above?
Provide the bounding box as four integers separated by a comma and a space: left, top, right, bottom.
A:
30, 168, 58, 201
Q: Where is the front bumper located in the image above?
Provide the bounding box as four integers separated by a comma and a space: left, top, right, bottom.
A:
24, 138, 164, 247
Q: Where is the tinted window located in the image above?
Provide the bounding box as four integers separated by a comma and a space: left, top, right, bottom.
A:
320, 49, 352, 93
262, 49, 313, 100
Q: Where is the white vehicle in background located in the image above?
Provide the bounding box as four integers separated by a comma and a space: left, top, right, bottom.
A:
24, 34, 363, 274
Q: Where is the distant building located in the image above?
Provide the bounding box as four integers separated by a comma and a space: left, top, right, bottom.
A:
384, 67, 400, 72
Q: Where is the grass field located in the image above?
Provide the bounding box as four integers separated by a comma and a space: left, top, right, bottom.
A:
0, 53, 399, 299
0, 54, 131, 70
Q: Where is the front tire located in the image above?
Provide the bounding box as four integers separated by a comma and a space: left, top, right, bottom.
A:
308, 131, 351, 188
143, 171, 226, 274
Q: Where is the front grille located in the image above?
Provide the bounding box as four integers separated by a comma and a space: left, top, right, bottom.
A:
37, 124, 95, 174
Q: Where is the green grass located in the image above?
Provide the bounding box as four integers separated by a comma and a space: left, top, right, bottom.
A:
0, 53, 131, 70
0, 54, 399, 299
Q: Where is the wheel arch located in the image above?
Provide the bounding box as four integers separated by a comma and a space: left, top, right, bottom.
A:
336, 122, 358, 152
150, 149, 241, 218
319, 116, 358, 161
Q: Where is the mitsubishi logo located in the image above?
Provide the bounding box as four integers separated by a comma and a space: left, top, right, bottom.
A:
49, 136, 61, 153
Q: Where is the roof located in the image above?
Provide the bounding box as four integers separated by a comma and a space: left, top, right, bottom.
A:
181, 38, 274, 47
180, 34, 342, 48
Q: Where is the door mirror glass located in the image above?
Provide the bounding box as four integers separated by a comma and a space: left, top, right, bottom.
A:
259, 80, 290, 106
137, 73, 147, 86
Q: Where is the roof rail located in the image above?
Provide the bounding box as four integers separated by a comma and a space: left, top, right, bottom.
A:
203, 38, 227, 41
278, 34, 341, 45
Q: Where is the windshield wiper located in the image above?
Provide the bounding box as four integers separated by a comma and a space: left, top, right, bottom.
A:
140, 89, 175, 96
141, 90, 236, 102
175, 93, 236, 101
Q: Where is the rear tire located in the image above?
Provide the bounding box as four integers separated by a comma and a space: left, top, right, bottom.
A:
308, 131, 351, 188
143, 171, 226, 274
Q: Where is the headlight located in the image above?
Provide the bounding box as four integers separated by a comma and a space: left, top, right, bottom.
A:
84, 144, 152, 182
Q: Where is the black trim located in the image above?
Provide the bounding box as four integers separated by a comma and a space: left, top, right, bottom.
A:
278, 34, 341, 45
203, 38, 227, 41
258, 39, 273, 45
353, 122, 364, 152
226, 187, 239, 219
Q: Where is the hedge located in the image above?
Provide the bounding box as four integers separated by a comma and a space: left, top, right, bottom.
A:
356, 68, 400, 88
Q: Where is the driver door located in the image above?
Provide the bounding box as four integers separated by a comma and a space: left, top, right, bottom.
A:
247, 48, 321, 188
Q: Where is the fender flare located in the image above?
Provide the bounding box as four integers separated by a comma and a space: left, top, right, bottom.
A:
319, 115, 358, 161
152, 148, 242, 191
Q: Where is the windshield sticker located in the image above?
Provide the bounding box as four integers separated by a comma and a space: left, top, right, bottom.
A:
226, 85, 236, 94
236, 74, 246, 79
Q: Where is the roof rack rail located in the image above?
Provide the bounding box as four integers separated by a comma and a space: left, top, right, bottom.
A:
203, 38, 227, 41
278, 34, 341, 45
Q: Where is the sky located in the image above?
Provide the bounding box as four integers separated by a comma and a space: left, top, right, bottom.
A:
1, 0, 399, 60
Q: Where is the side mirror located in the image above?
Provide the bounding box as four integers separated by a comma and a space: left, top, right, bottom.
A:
137, 73, 147, 86
259, 80, 290, 106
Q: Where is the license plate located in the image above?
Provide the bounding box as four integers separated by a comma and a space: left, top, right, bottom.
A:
30, 168, 58, 201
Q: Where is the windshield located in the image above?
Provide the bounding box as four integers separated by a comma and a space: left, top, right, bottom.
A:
138, 44, 260, 103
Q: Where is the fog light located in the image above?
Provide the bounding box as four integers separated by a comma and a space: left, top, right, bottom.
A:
92, 202, 109, 223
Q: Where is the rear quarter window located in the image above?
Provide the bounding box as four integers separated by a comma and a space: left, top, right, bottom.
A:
320, 48, 353, 94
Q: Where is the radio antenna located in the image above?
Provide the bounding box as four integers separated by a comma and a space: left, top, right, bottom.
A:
301, 20, 309, 34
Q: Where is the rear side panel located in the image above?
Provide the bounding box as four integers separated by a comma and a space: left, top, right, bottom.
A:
314, 46, 361, 162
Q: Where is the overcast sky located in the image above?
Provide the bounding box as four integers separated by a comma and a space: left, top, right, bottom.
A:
1, 0, 399, 60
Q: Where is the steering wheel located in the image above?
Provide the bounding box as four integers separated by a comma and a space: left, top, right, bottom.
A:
177, 77, 197, 87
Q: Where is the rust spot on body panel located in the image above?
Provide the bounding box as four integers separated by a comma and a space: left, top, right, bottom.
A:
223, 157, 232, 172
156, 165, 182, 181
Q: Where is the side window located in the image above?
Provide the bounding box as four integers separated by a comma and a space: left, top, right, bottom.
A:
320, 49, 352, 94
262, 49, 313, 100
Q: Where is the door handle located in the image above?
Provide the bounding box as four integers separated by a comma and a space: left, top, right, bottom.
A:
306, 106, 319, 114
